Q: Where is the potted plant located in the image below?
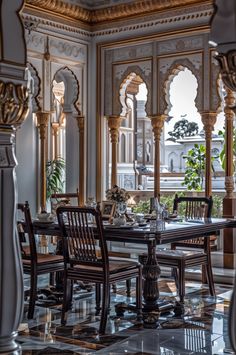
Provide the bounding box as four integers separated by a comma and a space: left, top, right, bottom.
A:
46, 157, 65, 200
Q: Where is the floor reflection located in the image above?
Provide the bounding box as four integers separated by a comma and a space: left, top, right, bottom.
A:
17, 278, 235, 355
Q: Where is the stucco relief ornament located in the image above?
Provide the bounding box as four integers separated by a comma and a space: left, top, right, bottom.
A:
0, 82, 29, 126
216, 50, 236, 94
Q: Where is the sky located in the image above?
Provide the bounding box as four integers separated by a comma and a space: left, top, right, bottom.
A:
135, 69, 225, 140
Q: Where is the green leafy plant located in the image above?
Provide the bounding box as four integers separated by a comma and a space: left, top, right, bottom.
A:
218, 128, 236, 170
46, 157, 65, 200
182, 144, 216, 191
167, 119, 199, 142
132, 200, 150, 214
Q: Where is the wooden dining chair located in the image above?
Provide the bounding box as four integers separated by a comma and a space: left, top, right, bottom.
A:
139, 194, 215, 302
50, 188, 79, 212
56, 205, 142, 334
17, 201, 64, 319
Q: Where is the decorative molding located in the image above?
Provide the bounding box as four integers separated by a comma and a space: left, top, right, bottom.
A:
0, 81, 29, 126
25, 0, 213, 25
22, 3, 213, 39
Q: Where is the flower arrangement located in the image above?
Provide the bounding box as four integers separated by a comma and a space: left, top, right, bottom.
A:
105, 185, 130, 203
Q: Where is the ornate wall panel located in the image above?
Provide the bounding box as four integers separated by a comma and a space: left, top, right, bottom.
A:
158, 52, 203, 114
157, 36, 204, 55
113, 43, 153, 62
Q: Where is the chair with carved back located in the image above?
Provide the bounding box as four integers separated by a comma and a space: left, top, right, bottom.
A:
139, 194, 215, 302
50, 188, 79, 214
17, 201, 64, 319
56, 205, 142, 334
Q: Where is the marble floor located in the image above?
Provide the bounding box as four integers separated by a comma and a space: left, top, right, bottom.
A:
16, 277, 235, 355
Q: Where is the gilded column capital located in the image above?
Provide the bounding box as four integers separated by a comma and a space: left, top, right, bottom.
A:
0, 81, 29, 128
75, 115, 85, 133
36, 111, 50, 140
51, 122, 60, 136
107, 115, 122, 143
149, 114, 167, 141
201, 111, 217, 140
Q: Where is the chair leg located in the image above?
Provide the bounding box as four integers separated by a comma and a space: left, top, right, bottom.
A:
99, 282, 110, 335
205, 261, 215, 296
136, 268, 143, 321
61, 276, 72, 326
126, 279, 131, 297
111, 283, 117, 293
95, 283, 101, 315
178, 262, 185, 303
28, 270, 37, 319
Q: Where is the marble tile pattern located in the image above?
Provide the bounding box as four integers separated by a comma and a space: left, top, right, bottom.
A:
17, 278, 235, 355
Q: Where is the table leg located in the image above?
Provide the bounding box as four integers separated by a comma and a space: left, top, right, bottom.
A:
142, 239, 161, 327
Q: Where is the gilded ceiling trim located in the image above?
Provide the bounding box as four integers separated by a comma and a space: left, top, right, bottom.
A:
25, 0, 213, 26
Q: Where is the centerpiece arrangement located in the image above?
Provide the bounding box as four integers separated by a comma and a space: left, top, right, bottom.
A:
105, 185, 130, 224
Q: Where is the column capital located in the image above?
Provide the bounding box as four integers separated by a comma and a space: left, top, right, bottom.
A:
201, 111, 217, 139
224, 88, 236, 119
149, 114, 167, 141
51, 122, 60, 136
215, 51, 236, 92
107, 115, 122, 143
0, 81, 29, 128
75, 115, 85, 132
36, 111, 50, 140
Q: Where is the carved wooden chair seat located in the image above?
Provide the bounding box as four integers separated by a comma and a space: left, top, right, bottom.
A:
139, 194, 215, 303
57, 205, 142, 334
17, 201, 64, 319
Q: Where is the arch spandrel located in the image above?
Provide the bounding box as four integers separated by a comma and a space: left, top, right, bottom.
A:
210, 52, 222, 112
27, 62, 41, 113
159, 57, 203, 115
113, 64, 152, 117
52, 66, 80, 115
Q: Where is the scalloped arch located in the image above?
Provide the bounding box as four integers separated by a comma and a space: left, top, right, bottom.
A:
161, 59, 202, 115
27, 62, 41, 113
116, 65, 151, 117
53, 66, 80, 114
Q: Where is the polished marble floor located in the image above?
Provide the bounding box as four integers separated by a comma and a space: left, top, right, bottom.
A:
16, 277, 235, 355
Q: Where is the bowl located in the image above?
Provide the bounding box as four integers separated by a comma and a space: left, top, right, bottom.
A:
37, 212, 51, 221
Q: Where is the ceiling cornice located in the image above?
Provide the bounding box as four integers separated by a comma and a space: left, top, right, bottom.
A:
25, 0, 213, 26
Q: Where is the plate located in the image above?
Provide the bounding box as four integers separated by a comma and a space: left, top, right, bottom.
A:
105, 224, 134, 229
34, 219, 54, 224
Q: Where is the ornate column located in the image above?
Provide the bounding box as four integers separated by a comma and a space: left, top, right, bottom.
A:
0, 87, 29, 352
224, 88, 235, 198
36, 111, 49, 212
75, 115, 85, 206
150, 114, 166, 199
107, 115, 122, 187
51, 122, 60, 159
0, 1, 29, 352
201, 111, 217, 197
210, 2, 236, 352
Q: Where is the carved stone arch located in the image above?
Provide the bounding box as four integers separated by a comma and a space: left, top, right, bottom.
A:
115, 65, 151, 117
161, 58, 202, 115
26, 62, 41, 113
52, 66, 80, 114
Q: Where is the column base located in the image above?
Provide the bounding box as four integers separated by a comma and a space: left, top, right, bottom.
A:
0, 332, 20, 354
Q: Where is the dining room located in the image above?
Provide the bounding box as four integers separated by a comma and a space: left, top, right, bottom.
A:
1, 0, 236, 354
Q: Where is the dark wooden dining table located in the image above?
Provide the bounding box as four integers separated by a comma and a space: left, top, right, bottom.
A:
31, 217, 235, 327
